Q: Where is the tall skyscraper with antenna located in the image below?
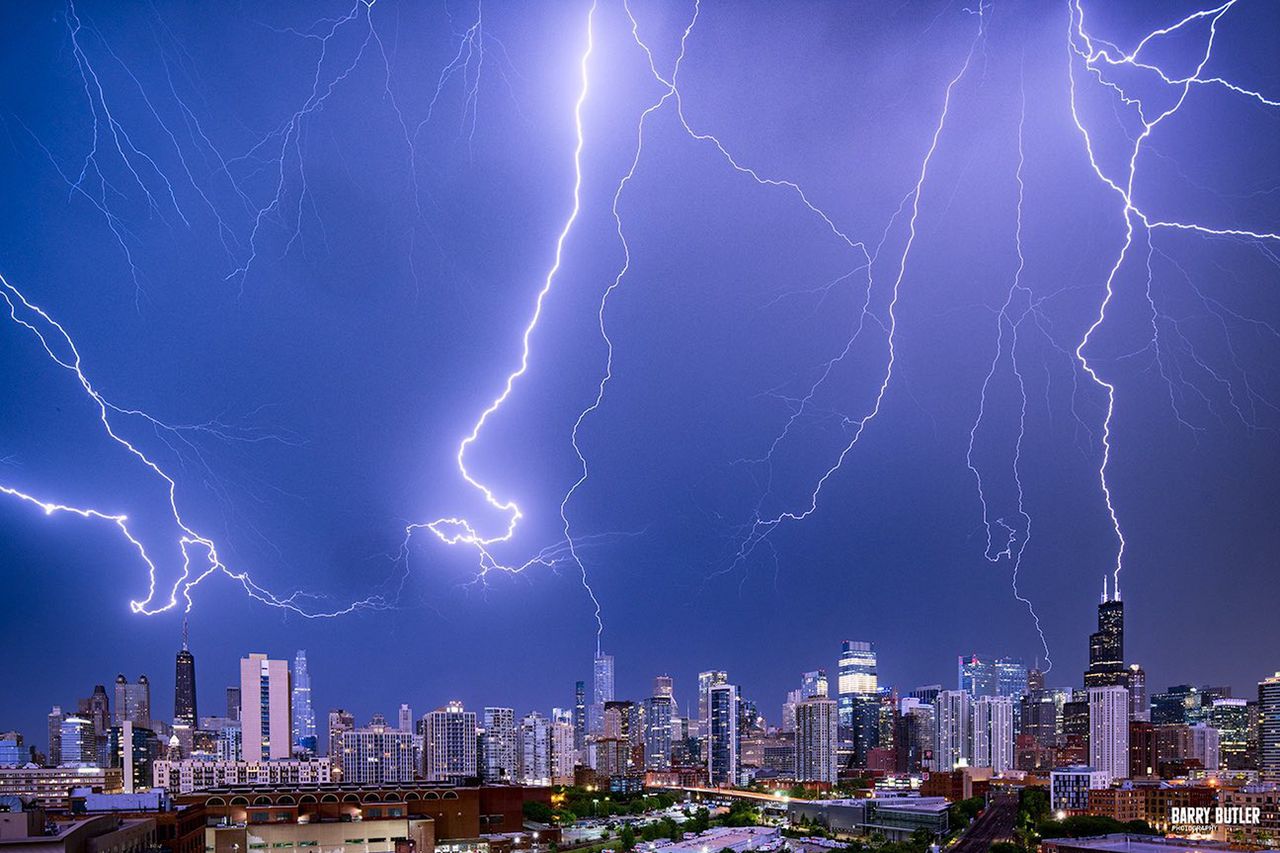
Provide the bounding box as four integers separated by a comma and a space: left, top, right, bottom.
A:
1085, 577, 1126, 688
292, 649, 317, 756
173, 619, 197, 727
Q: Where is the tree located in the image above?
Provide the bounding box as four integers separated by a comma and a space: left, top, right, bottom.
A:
524, 801, 555, 824
619, 824, 637, 852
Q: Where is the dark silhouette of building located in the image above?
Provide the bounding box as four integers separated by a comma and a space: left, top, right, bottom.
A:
174, 619, 198, 728
1084, 577, 1126, 688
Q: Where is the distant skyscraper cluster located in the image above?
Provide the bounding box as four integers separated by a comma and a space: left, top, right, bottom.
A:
2, 580, 1277, 823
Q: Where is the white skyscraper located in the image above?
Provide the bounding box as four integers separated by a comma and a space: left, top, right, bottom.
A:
794, 697, 838, 783
423, 701, 477, 783
590, 654, 615, 735
935, 690, 972, 771
398, 704, 413, 733
698, 670, 728, 737
1190, 723, 1220, 772
551, 709, 576, 785
972, 695, 1014, 773
240, 654, 291, 761
291, 650, 316, 756
1088, 685, 1130, 780
482, 707, 517, 783
518, 712, 551, 785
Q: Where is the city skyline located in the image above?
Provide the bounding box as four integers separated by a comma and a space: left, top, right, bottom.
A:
3, 0, 1280, 780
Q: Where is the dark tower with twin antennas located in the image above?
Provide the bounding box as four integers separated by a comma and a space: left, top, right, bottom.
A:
1084, 576, 1126, 688
174, 618, 198, 727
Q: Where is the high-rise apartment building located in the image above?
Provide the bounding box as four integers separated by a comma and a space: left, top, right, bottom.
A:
1259, 673, 1280, 781
327, 709, 354, 763
698, 671, 728, 737
1085, 578, 1126, 688
291, 650, 316, 756
935, 690, 972, 771
708, 683, 739, 787
423, 701, 477, 784
897, 698, 936, 773
643, 693, 674, 771
794, 697, 837, 783
482, 707, 517, 783
174, 620, 197, 728
518, 712, 551, 785
590, 654, 615, 736
972, 695, 1014, 773
1211, 698, 1249, 770
337, 719, 416, 784
1088, 685, 1130, 780
240, 653, 291, 761
113, 675, 151, 729
550, 709, 575, 785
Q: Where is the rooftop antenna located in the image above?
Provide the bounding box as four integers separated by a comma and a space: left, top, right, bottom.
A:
181, 616, 189, 651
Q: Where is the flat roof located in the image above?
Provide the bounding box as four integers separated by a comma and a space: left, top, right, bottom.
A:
1043, 834, 1234, 853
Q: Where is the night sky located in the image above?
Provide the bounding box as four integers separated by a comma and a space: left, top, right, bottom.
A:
2, 0, 1279, 745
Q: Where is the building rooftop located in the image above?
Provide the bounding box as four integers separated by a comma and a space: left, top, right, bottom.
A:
649, 826, 780, 853
1043, 834, 1237, 853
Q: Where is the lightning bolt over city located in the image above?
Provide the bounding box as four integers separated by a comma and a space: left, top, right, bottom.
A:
2, 0, 1278, 669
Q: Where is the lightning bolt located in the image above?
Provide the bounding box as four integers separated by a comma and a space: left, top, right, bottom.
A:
0, 272, 392, 618
966, 78, 1052, 671
720, 3, 991, 572
1066, 0, 1280, 596
405, 2, 601, 630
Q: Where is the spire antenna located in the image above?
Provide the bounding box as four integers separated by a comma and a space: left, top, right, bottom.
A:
1102, 575, 1108, 604
181, 617, 189, 651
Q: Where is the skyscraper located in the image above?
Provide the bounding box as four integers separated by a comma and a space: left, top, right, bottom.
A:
935, 690, 972, 771
482, 707, 517, 783
838, 641, 878, 764
590, 653, 615, 735
77, 685, 111, 738
518, 712, 553, 785
644, 693, 674, 771
654, 675, 674, 698
698, 671, 728, 736
795, 696, 838, 783
708, 683, 738, 787
174, 621, 197, 728
1127, 664, 1149, 721
47, 706, 64, 767
240, 653, 291, 761
226, 687, 241, 722
113, 675, 151, 729
423, 701, 477, 784
972, 695, 1014, 773
327, 709, 355, 763
573, 681, 586, 754
58, 716, 96, 767
1088, 685, 1130, 780
291, 650, 316, 756
550, 709, 576, 785
801, 670, 829, 699
1085, 578, 1126, 688
398, 703, 413, 733
958, 655, 1027, 698
1259, 672, 1280, 781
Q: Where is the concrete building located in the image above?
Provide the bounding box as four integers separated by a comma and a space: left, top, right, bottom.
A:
1189, 723, 1220, 772
482, 708, 517, 783
423, 702, 477, 784
336, 722, 415, 785
1089, 685, 1130, 781
794, 698, 837, 784
151, 758, 331, 794
239, 654, 291, 761
971, 695, 1014, 773
787, 798, 950, 842
0, 813, 155, 853
643, 695, 674, 771
935, 690, 971, 771
1050, 766, 1112, 814
0, 767, 123, 809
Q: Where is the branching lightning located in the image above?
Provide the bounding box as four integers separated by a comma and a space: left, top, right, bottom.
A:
1067, 0, 1280, 596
